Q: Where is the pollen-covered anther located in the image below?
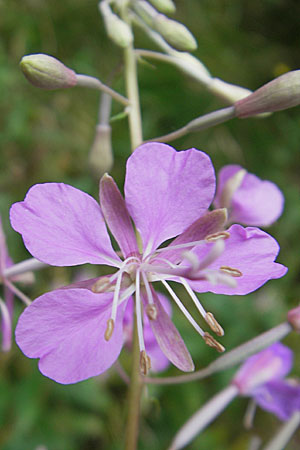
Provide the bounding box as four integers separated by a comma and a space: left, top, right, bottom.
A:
203, 332, 225, 353
140, 350, 151, 375
205, 231, 230, 242
220, 266, 243, 277
104, 318, 114, 341
146, 304, 158, 320
205, 312, 224, 336
92, 277, 112, 293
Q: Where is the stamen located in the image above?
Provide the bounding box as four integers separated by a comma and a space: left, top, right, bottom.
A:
205, 231, 230, 242
181, 251, 200, 271
140, 350, 151, 375
205, 312, 224, 337
111, 269, 124, 322
203, 332, 225, 353
220, 266, 243, 277
92, 276, 112, 293
104, 318, 114, 341
146, 304, 158, 320
135, 269, 146, 352
161, 280, 204, 336
180, 277, 207, 318
141, 271, 154, 305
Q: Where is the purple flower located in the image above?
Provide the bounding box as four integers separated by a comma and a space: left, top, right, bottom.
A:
233, 343, 300, 420
10, 143, 287, 384
214, 165, 284, 226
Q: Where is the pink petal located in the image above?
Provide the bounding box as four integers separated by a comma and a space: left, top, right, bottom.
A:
189, 224, 287, 295
214, 165, 284, 226
15, 288, 125, 384
125, 143, 215, 254
147, 287, 194, 372
10, 183, 120, 267
99, 175, 138, 258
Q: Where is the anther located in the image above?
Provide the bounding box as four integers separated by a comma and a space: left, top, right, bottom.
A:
205, 231, 230, 242
203, 332, 225, 353
104, 318, 114, 341
205, 312, 224, 336
92, 277, 112, 293
140, 350, 151, 375
146, 304, 158, 320
220, 266, 243, 277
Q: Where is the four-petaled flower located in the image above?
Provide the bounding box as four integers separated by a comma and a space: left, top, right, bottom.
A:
10, 143, 287, 384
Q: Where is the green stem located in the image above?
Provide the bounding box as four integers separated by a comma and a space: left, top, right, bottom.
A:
124, 313, 143, 450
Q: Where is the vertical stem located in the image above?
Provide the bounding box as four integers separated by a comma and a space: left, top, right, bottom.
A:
124, 312, 143, 450
121, 7, 144, 450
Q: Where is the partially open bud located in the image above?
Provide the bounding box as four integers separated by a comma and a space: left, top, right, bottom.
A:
209, 78, 252, 104
99, 2, 133, 48
287, 305, 300, 333
20, 54, 77, 90
88, 124, 113, 178
235, 70, 300, 117
154, 14, 197, 51
148, 0, 176, 14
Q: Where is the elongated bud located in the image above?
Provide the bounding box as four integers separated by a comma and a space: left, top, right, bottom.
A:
209, 78, 252, 104
20, 54, 77, 90
88, 124, 113, 178
154, 14, 197, 51
235, 70, 300, 117
148, 0, 176, 14
99, 2, 133, 48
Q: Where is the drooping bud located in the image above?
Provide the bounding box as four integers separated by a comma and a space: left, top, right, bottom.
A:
20, 54, 77, 90
153, 14, 197, 51
287, 305, 300, 333
99, 2, 133, 48
88, 124, 114, 178
148, 0, 176, 14
235, 70, 300, 118
209, 77, 252, 104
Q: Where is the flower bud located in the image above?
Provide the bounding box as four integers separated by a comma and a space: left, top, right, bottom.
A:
154, 14, 197, 51
20, 54, 77, 90
88, 124, 113, 178
148, 0, 176, 14
287, 305, 300, 333
235, 70, 300, 117
99, 3, 133, 48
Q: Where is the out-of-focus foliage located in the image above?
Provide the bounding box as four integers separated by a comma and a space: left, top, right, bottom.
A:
1, 0, 300, 449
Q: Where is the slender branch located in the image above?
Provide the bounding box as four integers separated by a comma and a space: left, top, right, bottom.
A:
76, 74, 130, 106
148, 106, 236, 143
143, 322, 292, 385
3, 258, 47, 278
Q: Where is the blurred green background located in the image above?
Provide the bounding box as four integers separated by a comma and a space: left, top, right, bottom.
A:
1, 0, 300, 449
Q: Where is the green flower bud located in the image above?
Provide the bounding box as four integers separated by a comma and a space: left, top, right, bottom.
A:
100, 3, 133, 48
148, 0, 176, 14
235, 70, 300, 117
154, 14, 197, 51
20, 54, 77, 90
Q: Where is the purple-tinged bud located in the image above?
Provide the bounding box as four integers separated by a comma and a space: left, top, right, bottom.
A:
148, 0, 176, 14
287, 306, 300, 333
154, 14, 197, 51
235, 70, 300, 117
20, 54, 77, 90
232, 343, 293, 395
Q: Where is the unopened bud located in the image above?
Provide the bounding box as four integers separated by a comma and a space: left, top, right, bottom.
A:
100, 3, 133, 48
209, 78, 252, 104
148, 0, 176, 14
235, 70, 300, 117
88, 125, 113, 178
140, 350, 151, 375
154, 14, 197, 51
287, 305, 300, 333
20, 54, 77, 90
